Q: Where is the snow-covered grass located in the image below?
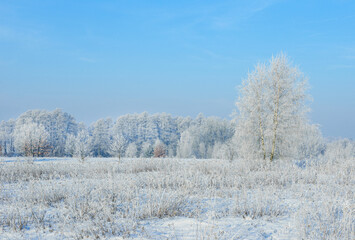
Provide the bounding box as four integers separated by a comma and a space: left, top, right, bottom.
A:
0, 156, 353, 239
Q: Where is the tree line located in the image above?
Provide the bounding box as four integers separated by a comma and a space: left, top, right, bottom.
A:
1, 54, 349, 161
0, 110, 235, 160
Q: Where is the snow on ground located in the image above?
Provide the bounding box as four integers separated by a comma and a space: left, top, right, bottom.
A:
138, 215, 298, 240
0, 157, 353, 239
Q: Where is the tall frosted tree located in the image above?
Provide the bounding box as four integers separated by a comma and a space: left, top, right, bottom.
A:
89, 118, 112, 157
64, 134, 77, 157
0, 120, 16, 156
110, 134, 127, 160
177, 131, 194, 158
235, 53, 309, 161
141, 142, 154, 158
74, 130, 90, 162
125, 142, 138, 158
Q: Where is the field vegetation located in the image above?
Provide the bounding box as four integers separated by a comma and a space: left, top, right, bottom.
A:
0, 142, 353, 239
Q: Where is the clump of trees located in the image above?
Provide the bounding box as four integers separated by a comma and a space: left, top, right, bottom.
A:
0, 110, 235, 159
1, 109, 78, 157
14, 122, 50, 157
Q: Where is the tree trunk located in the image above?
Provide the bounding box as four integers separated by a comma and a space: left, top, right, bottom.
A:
257, 93, 266, 160
270, 77, 281, 162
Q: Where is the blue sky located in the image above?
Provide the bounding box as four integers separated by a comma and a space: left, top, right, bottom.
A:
0, 0, 354, 138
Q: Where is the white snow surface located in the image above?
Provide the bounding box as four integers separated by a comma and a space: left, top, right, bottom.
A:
0, 157, 353, 239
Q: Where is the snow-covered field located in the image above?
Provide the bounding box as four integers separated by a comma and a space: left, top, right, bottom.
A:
0, 156, 353, 239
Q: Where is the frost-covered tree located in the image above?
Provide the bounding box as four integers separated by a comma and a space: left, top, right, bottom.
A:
235, 53, 309, 161
74, 130, 90, 162
212, 138, 238, 161
298, 124, 325, 159
110, 134, 127, 160
0, 119, 16, 156
125, 142, 137, 158
141, 142, 154, 158
177, 131, 194, 158
64, 134, 77, 157
49, 109, 78, 156
14, 122, 50, 157
154, 139, 167, 158
89, 118, 112, 157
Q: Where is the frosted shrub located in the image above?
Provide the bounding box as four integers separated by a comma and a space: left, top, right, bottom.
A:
299, 199, 354, 239
123, 158, 180, 174
134, 190, 190, 220
233, 187, 286, 219
125, 158, 160, 173
22, 180, 70, 206
0, 162, 59, 183
1, 206, 31, 231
